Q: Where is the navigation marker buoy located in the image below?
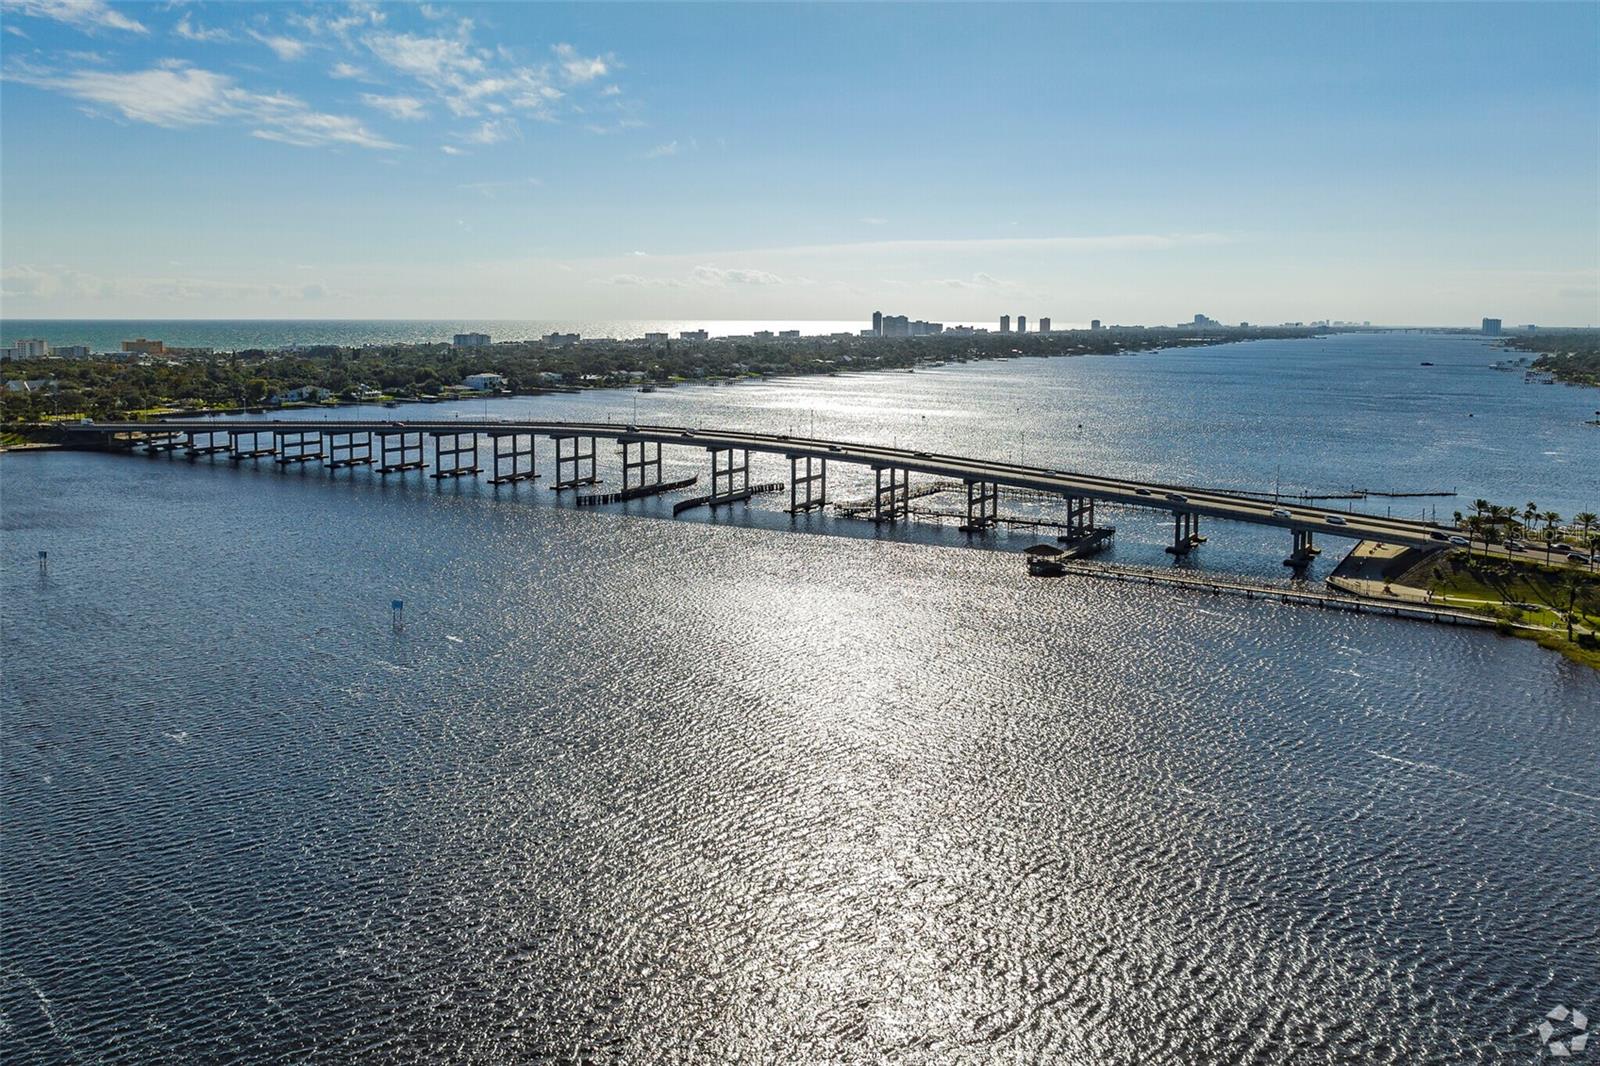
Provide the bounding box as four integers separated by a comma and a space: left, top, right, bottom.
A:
392, 599, 404, 631
38, 550, 47, 573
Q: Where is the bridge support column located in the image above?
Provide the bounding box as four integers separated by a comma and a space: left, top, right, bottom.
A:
275, 431, 322, 465
622, 438, 663, 491
229, 429, 276, 460
709, 446, 749, 505
786, 454, 827, 513
1166, 511, 1196, 555
377, 431, 425, 474
143, 431, 182, 455
1285, 528, 1320, 566
873, 465, 910, 524
185, 428, 231, 458
430, 432, 481, 479
962, 479, 999, 532
489, 432, 537, 484
1063, 495, 1096, 538
550, 434, 599, 490
325, 430, 373, 469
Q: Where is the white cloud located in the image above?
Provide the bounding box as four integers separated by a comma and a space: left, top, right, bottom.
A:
251, 31, 308, 61
644, 140, 679, 158
601, 273, 683, 288
10, 61, 397, 149
552, 42, 607, 84
329, 61, 366, 79
460, 118, 514, 144
939, 272, 1003, 288
440, 144, 464, 155
174, 14, 231, 43
859, 216, 888, 226
364, 30, 482, 80
692, 265, 783, 287
0, 0, 146, 35
361, 92, 427, 120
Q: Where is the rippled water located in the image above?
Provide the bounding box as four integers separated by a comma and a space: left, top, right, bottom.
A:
3, 333, 1597, 1062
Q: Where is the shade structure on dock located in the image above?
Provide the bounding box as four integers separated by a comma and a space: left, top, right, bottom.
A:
1024, 543, 1065, 558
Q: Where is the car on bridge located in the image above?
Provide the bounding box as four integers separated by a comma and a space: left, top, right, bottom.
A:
1271, 507, 1292, 518
1326, 515, 1348, 526
1165, 492, 1188, 503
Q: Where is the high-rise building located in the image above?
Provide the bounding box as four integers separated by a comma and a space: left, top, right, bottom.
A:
1000, 315, 1011, 333
8, 338, 49, 358
881, 315, 910, 337
872, 311, 883, 336
1039, 317, 1051, 333
1091, 319, 1102, 330
121, 338, 165, 355
1017, 315, 1027, 334
453, 332, 491, 348
1481, 318, 1502, 336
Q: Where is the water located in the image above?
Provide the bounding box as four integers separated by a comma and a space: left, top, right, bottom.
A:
3, 332, 1596, 1062
0, 319, 871, 351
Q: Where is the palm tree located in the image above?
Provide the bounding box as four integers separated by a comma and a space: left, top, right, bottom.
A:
1524, 502, 1539, 536
1543, 511, 1562, 563
1575, 512, 1597, 568
1589, 532, 1600, 572
1489, 504, 1513, 554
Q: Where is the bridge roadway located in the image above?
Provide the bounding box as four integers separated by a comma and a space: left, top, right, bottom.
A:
76, 418, 1451, 549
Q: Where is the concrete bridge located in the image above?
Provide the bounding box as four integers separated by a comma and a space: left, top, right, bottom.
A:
65, 418, 1454, 556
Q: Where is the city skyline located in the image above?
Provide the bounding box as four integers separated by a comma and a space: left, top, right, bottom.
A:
1, 1, 1597, 325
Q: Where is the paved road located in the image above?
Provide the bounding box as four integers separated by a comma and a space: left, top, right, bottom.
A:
76, 417, 1466, 548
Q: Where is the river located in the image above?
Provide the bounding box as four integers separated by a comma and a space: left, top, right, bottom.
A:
2, 331, 1595, 1061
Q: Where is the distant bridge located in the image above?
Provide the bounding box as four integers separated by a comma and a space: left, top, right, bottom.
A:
64, 418, 1455, 556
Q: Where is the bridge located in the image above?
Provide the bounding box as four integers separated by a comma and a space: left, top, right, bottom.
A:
64, 417, 1454, 556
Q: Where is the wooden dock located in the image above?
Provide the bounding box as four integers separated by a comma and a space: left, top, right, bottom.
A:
672, 481, 785, 515
1051, 560, 1522, 629
576, 475, 698, 507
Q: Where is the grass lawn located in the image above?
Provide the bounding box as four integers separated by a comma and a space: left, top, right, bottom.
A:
1406, 551, 1600, 668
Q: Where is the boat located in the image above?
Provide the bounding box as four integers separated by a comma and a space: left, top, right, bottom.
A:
1420, 361, 1434, 366
638, 384, 656, 393
382, 400, 399, 408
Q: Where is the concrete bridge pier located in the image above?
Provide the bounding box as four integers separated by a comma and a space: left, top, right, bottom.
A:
376, 431, 426, 474
1285, 528, 1321, 567
184, 429, 231, 459
1064, 495, 1097, 537
550, 434, 599, 489
1166, 510, 1199, 555
786, 454, 827, 513
873, 465, 910, 524
325, 430, 374, 470
430, 432, 482, 479
229, 429, 277, 460
143, 431, 183, 455
489, 433, 538, 485
274, 431, 323, 465
622, 438, 664, 491
962, 479, 999, 532
709, 446, 750, 506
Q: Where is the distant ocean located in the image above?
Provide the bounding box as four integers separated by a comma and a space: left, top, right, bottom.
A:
0, 319, 878, 352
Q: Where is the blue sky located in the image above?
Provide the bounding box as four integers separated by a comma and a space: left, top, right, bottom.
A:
1, 1, 1596, 325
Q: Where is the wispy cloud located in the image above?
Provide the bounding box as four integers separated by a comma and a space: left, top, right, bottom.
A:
601, 273, 685, 288
329, 61, 366, 80
552, 42, 608, 84
440, 144, 464, 155
0, 0, 146, 35
859, 216, 888, 226
692, 265, 784, 287
459, 118, 514, 145
250, 30, 308, 62
174, 14, 232, 44
938, 272, 1003, 288
644, 140, 680, 158
8, 60, 398, 149
730, 233, 1232, 259
361, 92, 427, 121
457, 176, 540, 197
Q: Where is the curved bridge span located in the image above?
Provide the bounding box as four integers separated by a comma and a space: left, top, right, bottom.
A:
70, 418, 1451, 552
